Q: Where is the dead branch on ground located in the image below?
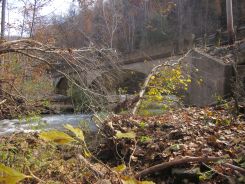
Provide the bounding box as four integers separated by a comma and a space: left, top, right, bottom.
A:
135, 156, 223, 179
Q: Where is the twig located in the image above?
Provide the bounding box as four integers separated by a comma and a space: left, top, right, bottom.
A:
27, 166, 45, 183
128, 139, 137, 174
135, 156, 223, 179
202, 163, 235, 184
222, 163, 245, 175
0, 99, 6, 105
77, 154, 104, 178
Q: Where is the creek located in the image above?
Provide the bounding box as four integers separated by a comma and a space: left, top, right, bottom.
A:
0, 114, 98, 136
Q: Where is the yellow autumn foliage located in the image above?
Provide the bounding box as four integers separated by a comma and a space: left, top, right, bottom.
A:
0, 163, 29, 184
39, 130, 75, 144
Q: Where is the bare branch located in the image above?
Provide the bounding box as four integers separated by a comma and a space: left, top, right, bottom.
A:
222, 163, 245, 175
135, 156, 223, 179
132, 50, 192, 115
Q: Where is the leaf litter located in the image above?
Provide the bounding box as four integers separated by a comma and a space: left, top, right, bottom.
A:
99, 106, 245, 183
0, 106, 244, 183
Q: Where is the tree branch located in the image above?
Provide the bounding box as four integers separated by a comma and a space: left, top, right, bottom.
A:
77, 154, 104, 178
132, 50, 192, 115
222, 163, 245, 175
135, 156, 223, 179
0, 99, 6, 105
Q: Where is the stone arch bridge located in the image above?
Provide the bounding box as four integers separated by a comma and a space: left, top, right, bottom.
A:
52, 55, 168, 95
51, 46, 245, 106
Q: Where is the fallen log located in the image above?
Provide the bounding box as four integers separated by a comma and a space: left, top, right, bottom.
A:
135, 156, 223, 179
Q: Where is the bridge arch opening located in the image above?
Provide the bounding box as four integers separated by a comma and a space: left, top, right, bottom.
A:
55, 77, 69, 95
55, 77, 83, 96
90, 69, 147, 94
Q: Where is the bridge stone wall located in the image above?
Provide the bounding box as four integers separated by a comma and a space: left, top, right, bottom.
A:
121, 59, 167, 75
53, 49, 245, 107
85, 58, 169, 85
181, 50, 234, 106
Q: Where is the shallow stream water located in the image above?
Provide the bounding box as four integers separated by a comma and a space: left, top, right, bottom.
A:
0, 114, 97, 136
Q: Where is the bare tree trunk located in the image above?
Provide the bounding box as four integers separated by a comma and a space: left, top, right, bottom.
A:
1, 0, 6, 39
7, 2, 10, 39
226, 0, 236, 44
30, 0, 37, 38
0, 0, 6, 95
215, 0, 222, 17
21, 6, 27, 38
177, 0, 184, 53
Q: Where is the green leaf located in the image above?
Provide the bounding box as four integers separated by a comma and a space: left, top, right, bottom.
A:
113, 164, 127, 173
240, 162, 245, 168
116, 131, 136, 139
140, 136, 152, 143
139, 121, 146, 128
0, 163, 28, 184
121, 176, 155, 184
199, 171, 213, 181
168, 144, 180, 151
64, 124, 85, 141
39, 130, 75, 144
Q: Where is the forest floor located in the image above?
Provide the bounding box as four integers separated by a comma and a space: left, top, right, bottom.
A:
0, 103, 244, 184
